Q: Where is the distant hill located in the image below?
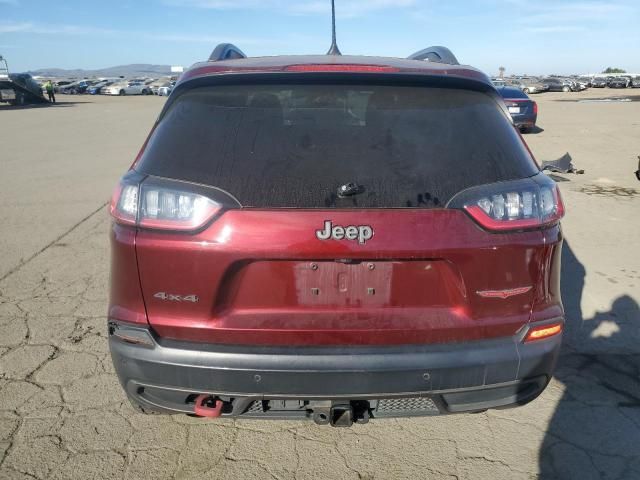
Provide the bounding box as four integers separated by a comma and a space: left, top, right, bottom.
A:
27, 64, 174, 79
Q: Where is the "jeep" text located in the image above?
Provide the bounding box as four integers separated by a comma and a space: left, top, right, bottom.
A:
315, 220, 374, 245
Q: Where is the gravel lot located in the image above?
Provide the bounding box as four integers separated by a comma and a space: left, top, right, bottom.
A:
0, 90, 639, 479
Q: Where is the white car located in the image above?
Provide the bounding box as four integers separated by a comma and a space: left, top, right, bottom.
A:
104, 82, 152, 96
157, 82, 175, 96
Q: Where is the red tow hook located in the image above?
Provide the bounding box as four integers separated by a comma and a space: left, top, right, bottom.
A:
193, 395, 224, 418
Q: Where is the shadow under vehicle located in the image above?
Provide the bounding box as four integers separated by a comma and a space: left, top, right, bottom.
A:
539, 241, 640, 480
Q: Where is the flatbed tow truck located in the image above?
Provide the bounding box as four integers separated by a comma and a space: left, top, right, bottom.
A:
0, 55, 48, 106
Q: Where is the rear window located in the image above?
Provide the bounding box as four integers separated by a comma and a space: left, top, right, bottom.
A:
497, 87, 528, 99
137, 83, 538, 208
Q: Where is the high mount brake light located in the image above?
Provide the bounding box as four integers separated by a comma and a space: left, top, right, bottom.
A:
447, 174, 564, 232
109, 175, 233, 231
285, 64, 400, 73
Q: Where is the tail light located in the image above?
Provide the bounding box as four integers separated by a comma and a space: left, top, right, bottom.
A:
447, 174, 564, 232
110, 172, 240, 231
110, 182, 138, 226
533, 102, 538, 115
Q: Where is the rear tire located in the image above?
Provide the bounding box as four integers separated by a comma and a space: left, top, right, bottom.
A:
523, 88, 530, 94
119, 89, 125, 96
13, 93, 25, 106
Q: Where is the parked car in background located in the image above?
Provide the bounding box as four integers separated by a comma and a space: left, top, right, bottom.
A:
577, 77, 592, 88
565, 80, 581, 91
52, 80, 73, 93
103, 83, 126, 95
157, 82, 175, 96
58, 82, 77, 94
104, 81, 153, 96
516, 78, 549, 94
591, 77, 608, 88
60, 80, 96, 94
609, 77, 631, 88
496, 86, 538, 132
87, 80, 112, 94
631, 77, 640, 88
76, 80, 97, 94
148, 79, 171, 95
541, 77, 574, 92
491, 78, 506, 87
574, 80, 588, 91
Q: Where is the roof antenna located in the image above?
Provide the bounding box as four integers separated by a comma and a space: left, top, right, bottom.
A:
326, 0, 342, 55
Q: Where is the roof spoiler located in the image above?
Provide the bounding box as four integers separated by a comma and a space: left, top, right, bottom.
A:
408, 46, 459, 65
209, 43, 247, 62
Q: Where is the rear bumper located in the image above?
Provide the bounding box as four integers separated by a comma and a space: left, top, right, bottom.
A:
109, 320, 562, 420
512, 115, 536, 128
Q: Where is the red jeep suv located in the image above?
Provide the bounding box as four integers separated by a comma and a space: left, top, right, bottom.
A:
108, 44, 564, 427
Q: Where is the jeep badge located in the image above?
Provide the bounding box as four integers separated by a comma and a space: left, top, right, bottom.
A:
316, 220, 374, 245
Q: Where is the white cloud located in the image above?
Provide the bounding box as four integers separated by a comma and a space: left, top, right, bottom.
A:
0, 22, 32, 33
521, 1, 633, 23
492, 0, 639, 36
525, 25, 585, 33
164, 0, 417, 18
287, 0, 416, 17
0, 21, 298, 49
0, 22, 117, 35
144, 32, 288, 46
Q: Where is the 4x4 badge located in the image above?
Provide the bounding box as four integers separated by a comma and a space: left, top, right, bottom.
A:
316, 220, 373, 245
153, 292, 199, 303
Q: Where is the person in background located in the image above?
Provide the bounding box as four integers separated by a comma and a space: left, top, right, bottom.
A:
45, 80, 55, 103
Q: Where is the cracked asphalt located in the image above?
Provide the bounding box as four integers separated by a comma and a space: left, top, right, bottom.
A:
1, 90, 639, 479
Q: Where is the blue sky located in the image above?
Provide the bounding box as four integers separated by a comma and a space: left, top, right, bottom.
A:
1, 0, 639, 75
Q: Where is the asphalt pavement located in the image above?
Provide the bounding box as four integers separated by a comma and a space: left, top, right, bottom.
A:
0, 91, 639, 479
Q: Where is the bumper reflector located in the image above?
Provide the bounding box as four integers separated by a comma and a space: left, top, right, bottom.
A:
524, 322, 563, 343
108, 322, 154, 347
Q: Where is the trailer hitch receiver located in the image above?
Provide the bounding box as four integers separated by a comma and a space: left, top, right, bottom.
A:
330, 404, 353, 427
